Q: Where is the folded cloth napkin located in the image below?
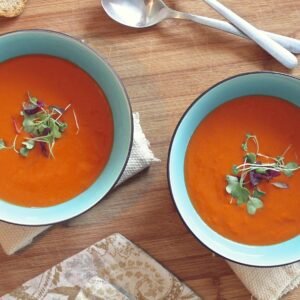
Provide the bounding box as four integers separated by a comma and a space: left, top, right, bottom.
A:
228, 261, 300, 300
1, 233, 200, 299
0, 113, 158, 255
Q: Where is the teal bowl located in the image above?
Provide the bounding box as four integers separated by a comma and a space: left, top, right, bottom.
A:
0, 30, 133, 226
168, 72, 300, 267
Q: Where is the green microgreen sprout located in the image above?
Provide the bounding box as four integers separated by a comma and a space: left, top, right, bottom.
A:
0, 93, 79, 158
226, 134, 300, 215
0, 139, 7, 150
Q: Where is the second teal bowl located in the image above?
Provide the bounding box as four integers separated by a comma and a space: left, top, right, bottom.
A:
168, 72, 300, 267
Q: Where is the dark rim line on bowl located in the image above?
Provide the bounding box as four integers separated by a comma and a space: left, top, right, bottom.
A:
167, 71, 300, 268
0, 29, 134, 226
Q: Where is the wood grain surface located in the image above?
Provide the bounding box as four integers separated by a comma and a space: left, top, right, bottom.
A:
0, 0, 300, 299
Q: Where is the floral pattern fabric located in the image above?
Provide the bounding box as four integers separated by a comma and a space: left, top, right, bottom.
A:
75, 276, 129, 300
2, 233, 201, 300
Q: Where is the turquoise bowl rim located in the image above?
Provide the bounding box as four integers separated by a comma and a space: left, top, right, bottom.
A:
168, 71, 300, 267
0, 29, 133, 226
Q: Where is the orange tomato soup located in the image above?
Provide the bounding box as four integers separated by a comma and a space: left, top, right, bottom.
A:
0, 55, 113, 207
185, 95, 300, 245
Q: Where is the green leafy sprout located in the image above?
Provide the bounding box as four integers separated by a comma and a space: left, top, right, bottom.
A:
226, 134, 300, 215
0, 93, 79, 158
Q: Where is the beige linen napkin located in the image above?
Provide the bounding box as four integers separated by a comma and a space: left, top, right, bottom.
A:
228, 261, 300, 300
0, 113, 158, 255
1, 233, 200, 299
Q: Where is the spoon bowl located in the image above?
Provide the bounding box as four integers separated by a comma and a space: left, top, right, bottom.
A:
101, 0, 169, 28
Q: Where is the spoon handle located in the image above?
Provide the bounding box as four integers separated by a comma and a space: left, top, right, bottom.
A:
169, 10, 300, 54
201, 0, 298, 69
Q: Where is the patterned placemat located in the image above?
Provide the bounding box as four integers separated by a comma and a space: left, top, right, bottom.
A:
2, 233, 201, 299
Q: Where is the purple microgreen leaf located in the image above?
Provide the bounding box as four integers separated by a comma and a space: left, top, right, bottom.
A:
42, 128, 51, 135
37, 100, 45, 108
23, 102, 40, 115
39, 141, 49, 157
252, 170, 280, 182
250, 170, 261, 186
266, 169, 280, 178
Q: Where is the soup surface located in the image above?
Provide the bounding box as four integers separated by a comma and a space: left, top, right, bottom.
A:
185, 95, 300, 245
0, 55, 113, 207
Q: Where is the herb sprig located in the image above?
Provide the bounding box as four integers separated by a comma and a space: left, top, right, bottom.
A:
0, 93, 79, 158
226, 134, 300, 215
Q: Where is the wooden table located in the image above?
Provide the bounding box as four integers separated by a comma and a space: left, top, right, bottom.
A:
0, 0, 299, 298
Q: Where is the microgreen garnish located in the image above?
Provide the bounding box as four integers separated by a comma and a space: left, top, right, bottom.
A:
271, 182, 289, 189
19, 146, 30, 157
226, 134, 300, 215
247, 197, 263, 215
72, 109, 80, 135
12, 135, 19, 154
253, 187, 265, 198
0, 135, 20, 154
0, 139, 7, 150
12, 118, 22, 134
0, 93, 79, 158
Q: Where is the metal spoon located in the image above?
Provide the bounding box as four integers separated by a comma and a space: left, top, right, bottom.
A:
101, 0, 300, 55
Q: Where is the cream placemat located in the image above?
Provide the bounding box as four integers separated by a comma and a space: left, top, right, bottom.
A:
1, 233, 201, 299
0, 113, 158, 255
228, 261, 300, 300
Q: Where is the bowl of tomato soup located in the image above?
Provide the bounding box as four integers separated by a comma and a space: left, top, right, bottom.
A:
168, 72, 300, 266
0, 30, 132, 225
